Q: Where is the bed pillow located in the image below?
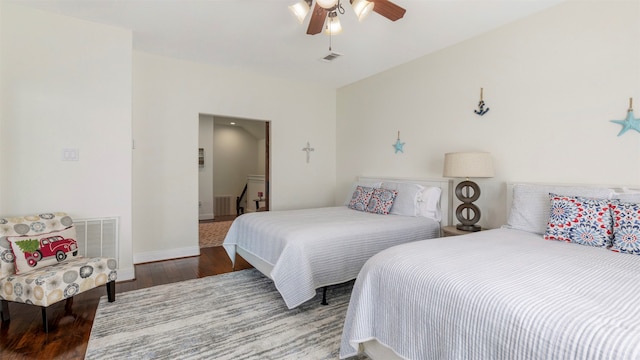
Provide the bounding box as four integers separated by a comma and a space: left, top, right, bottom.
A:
344, 181, 382, 206
366, 188, 398, 215
543, 194, 613, 248
348, 186, 375, 211
417, 186, 442, 221
612, 192, 640, 203
7, 226, 79, 275
610, 201, 640, 255
505, 184, 614, 235
381, 182, 424, 217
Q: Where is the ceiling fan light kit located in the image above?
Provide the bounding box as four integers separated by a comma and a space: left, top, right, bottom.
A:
352, 0, 374, 21
288, 1, 311, 24
289, 0, 405, 36
316, 0, 339, 9
325, 12, 343, 35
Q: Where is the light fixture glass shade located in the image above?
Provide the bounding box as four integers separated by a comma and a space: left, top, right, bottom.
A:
352, 0, 374, 21
316, 0, 339, 9
324, 16, 343, 35
288, 1, 310, 24
443, 152, 494, 178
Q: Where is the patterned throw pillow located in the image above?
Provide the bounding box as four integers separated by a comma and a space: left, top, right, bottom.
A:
366, 188, 398, 215
7, 226, 80, 275
543, 194, 613, 248
610, 201, 640, 255
348, 186, 375, 211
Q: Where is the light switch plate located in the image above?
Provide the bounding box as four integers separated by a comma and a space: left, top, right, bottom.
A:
62, 148, 79, 161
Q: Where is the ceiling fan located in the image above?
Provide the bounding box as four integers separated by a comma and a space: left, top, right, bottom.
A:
289, 0, 406, 35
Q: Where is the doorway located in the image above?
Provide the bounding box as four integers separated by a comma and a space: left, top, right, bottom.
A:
198, 114, 270, 223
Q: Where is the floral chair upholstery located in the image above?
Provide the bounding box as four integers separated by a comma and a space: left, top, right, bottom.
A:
0, 212, 117, 332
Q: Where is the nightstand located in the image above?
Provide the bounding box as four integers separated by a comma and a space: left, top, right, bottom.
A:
442, 225, 484, 237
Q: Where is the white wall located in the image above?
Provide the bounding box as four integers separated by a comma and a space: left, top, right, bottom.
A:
0, 4, 134, 279
132, 52, 336, 263
258, 138, 266, 175
337, 1, 640, 229
212, 124, 259, 198
198, 115, 215, 220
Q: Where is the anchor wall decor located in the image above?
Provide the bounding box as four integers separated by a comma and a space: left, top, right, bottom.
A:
474, 88, 490, 116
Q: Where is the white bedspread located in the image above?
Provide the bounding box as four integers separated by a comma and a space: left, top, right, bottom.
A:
222, 206, 439, 309
340, 228, 640, 359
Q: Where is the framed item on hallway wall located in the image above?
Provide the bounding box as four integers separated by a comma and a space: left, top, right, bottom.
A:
199, 148, 204, 167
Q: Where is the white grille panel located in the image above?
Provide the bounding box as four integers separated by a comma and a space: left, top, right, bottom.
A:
215, 196, 236, 216
74, 217, 119, 261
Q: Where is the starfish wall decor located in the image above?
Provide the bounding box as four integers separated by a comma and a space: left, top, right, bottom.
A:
393, 131, 405, 153
611, 98, 640, 136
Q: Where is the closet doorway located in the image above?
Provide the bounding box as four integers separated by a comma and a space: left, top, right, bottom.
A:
198, 114, 270, 224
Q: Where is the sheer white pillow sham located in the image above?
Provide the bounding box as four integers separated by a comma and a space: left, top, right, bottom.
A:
380, 182, 441, 221
505, 183, 614, 235
417, 186, 442, 222
381, 182, 423, 217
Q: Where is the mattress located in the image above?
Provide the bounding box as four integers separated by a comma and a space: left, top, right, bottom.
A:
340, 228, 640, 359
223, 206, 440, 309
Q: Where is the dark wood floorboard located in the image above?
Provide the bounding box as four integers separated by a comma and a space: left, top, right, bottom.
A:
0, 246, 252, 360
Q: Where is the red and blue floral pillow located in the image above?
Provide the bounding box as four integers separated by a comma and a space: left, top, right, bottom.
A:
348, 186, 375, 211
543, 194, 613, 248
366, 188, 398, 215
610, 201, 640, 255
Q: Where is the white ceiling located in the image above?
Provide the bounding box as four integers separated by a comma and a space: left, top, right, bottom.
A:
10, 0, 564, 89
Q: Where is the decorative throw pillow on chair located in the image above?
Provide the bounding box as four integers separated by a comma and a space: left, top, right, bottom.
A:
7, 226, 79, 275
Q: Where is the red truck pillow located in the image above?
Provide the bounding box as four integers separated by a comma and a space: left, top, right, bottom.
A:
7, 226, 79, 275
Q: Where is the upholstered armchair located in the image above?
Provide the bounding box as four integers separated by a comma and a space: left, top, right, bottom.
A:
0, 212, 117, 332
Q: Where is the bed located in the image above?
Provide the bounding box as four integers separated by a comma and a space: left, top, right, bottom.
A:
340, 182, 640, 360
222, 177, 452, 309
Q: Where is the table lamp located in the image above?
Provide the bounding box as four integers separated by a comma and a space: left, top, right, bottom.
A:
443, 152, 494, 231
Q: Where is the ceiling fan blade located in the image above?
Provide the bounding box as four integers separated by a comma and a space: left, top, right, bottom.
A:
306, 3, 328, 35
371, 0, 406, 21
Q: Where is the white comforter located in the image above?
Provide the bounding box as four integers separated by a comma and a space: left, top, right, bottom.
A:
340, 228, 640, 360
222, 206, 439, 309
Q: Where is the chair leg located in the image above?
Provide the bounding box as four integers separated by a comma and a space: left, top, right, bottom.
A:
1, 300, 9, 322
64, 297, 74, 314
41, 307, 49, 333
106, 281, 116, 302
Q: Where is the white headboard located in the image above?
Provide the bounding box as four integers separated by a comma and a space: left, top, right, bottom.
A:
358, 176, 453, 226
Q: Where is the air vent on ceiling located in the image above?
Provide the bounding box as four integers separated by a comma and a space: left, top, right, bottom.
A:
320, 51, 342, 63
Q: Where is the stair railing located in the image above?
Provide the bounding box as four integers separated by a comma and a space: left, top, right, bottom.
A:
236, 184, 248, 215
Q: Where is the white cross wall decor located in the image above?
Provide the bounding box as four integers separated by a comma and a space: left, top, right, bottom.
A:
302, 142, 314, 163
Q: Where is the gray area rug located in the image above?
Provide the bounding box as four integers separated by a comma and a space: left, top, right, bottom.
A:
86, 269, 367, 359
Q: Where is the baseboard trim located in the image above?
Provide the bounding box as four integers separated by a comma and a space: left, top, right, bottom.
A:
116, 267, 136, 282
199, 213, 214, 220
133, 246, 200, 265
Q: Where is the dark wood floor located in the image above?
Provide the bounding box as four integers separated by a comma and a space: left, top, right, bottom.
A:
0, 246, 252, 360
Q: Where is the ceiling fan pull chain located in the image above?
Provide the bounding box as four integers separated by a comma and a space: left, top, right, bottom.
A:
328, 21, 333, 51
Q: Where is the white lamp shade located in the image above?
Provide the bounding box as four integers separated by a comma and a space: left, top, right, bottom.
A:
352, 0, 374, 21
324, 16, 343, 35
316, 0, 339, 9
288, 1, 310, 23
443, 152, 495, 178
